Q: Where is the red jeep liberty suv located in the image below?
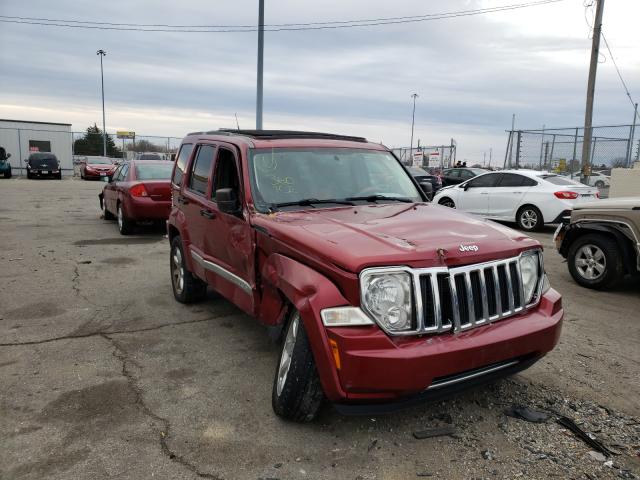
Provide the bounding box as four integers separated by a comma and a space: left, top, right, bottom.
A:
167, 130, 563, 422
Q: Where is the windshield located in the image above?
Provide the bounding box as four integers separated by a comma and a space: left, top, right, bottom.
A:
88, 157, 112, 164
135, 163, 174, 180
249, 148, 422, 211
29, 154, 57, 166
137, 153, 162, 160
540, 174, 582, 186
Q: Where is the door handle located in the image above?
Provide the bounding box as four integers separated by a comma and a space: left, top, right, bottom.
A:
480, 192, 489, 195
200, 209, 216, 219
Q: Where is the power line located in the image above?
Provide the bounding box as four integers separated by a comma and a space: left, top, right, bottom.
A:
0, 0, 565, 33
601, 32, 640, 120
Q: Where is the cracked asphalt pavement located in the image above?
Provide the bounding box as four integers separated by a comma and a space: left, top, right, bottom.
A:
1, 178, 639, 479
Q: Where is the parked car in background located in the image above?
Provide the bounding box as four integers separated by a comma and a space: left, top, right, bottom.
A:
100, 160, 173, 235
0, 146, 11, 178
25, 153, 61, 179
433, 169, 599, 231
555, 197, 639, 289
167, 129, 562, 422
408, 166, 441, 199
407, 166, 438, 200
79, 156, 117, 180
583, 171, 611, 188
441, 167, 488, 186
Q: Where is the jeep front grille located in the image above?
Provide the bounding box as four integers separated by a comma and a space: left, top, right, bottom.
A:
417, 257, 528, 334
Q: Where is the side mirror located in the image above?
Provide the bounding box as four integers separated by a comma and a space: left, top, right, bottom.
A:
216, 188, 240, 214
463, 183, 470, 191
6, 153, 10, 159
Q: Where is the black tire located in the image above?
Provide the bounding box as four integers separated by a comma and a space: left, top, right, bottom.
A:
567, 233, 623, 290
4, 168, 11, 179
272, 309, 324, 422
438, 197, 456, 208
516, 205, 543, 231
57, 172, 62, 180
595, 180, 605, 188
117, 203, 135, 235
27, 172, 32, 179
103, 202, 115, 220
170, 236, 207, 303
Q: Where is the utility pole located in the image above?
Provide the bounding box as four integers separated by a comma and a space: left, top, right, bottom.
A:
489, 147, 492, 167
409, 93, 419, 160
627, 103, 638, 167
97, 49, 107, 157
256, 0, 265, 130
507, 113, 516, 167
580, 0, 605, 183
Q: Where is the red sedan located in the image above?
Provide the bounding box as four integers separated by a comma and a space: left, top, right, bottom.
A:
100, 160, 173, 235
79, 156, 117, 180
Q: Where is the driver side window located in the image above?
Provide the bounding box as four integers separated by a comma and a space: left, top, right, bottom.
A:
466, 173, 501, 188
212, 148, 240, 201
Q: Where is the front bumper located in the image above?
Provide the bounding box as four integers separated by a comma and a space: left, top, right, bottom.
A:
84, 170, 114, 179
309, 288, 562, 408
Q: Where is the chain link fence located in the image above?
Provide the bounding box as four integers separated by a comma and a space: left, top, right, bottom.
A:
504, 124, 639, 176
0, 126, 183, 176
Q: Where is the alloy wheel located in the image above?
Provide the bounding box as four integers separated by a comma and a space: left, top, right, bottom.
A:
117, 206, 123, 231
440, 199, 455, 209
575, 244, 606, 280
276, 313, 300, 397
520, 209, 538, 230
171, 247, 185, 294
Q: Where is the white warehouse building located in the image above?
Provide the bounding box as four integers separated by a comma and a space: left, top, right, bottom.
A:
0, 119, 74, 176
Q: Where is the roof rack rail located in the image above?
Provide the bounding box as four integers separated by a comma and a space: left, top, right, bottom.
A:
217, 129, 368, 143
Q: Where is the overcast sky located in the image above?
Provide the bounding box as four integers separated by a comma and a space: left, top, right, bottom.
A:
1, 0, 638, 161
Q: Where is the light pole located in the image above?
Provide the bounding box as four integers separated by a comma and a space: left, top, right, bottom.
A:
256, 0, 264, 130
409, 93, 418, 163
97, 49, 107, 156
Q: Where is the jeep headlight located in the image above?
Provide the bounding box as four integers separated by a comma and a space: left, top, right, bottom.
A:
519, 250, 542, 304
360, 270, 413, 333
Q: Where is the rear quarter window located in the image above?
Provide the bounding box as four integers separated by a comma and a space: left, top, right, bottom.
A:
172, 144, 193, 186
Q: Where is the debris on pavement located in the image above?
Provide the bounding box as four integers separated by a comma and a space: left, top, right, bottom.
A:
556, 415, 613, 457
412, 426, 457, 439
504, 404, 550, 423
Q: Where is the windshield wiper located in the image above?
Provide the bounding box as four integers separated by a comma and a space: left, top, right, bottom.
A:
345, 195, 414, 203
271, 198, 355, 209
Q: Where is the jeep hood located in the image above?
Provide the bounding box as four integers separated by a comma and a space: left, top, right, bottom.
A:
253, 203, 540, 273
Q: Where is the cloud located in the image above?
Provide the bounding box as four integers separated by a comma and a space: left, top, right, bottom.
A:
0, 0, 638, 161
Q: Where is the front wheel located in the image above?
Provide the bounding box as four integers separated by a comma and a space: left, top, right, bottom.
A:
567, 234, 622, 289
516, 205, 543, 231
4, 168, 11, 179
272, 310, 324, 422
438, 197, 456, 208
595, 180, 605, 188
170, 236, 207, 303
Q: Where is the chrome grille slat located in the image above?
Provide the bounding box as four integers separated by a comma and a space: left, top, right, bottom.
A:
504, 263, 515, 314
430, 274, 443, 331
464, 272, 475, 327
448, 274, 461, 332
478, 271, 489, 324
410, 253, 543, 336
